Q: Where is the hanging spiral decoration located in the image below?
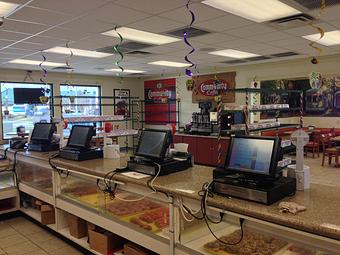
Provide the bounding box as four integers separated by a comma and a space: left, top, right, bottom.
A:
113, 25, 124, 83
136, 100, 140, 130
217, 97, 223, 166
308, 0, 326, 64
244, 91, 250, 135
300, 92, 304, 128
39, 52, 47, 85
65, 41, 74, 88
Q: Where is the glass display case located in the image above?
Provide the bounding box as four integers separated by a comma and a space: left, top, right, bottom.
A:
174, 202, 336, 255
16, 161, 53, 195
0, 171, 16, 190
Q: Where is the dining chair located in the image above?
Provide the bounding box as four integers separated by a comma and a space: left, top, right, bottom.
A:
321, 134, 340, 167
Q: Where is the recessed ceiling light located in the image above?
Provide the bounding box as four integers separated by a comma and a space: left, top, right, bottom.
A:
209, 49, 260, 59
45, 47, 112, 58
0, 1, 20, 17
148, 61, 191, 67
105, 68, 145, 73
8, 59, 64, 67
102, 27, 180, 45
302, 30, 340, 46
202, 0, 301, 22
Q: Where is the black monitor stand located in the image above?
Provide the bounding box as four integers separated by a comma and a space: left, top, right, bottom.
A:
28, 141, 59, 152
127, 154, 193, 176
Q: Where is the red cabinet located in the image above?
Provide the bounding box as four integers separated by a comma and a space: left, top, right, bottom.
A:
173, 134, 229, 166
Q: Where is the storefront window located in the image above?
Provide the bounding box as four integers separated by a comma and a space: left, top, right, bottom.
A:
1, 82, 52, 139
60, 85, 101, 136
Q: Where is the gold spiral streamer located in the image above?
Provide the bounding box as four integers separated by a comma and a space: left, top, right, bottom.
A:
308, 0, 326, 60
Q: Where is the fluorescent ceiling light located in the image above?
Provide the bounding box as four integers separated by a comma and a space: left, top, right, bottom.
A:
105, 68, 145, 73
209, 49, 259, 59
102, 27, 180, 45
302, 30, 340, 46
45, 47, 112, 58
9, 59, 64, 67
148, 61, 191, 67
202, 0, 301, 22
0, 1, 20, 17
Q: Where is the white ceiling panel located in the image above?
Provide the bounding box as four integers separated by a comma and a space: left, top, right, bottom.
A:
39, 27, 91, 42
196, 14, 253, 32
1, 47, 37, 55
310, 5, 340, 22
70, 35, 120, 51
192, 33, 237, 44
60, 17, 114, 34
127, 17, 184, 33
268, 37, 309, 48
213, 38, 256, 48
283, 23, 336, 36
93, 3, 150, 25
115, 0, 186, 15
0, 19, 48, 34
0, 40, 13, 48
166, 41, 210, 50
28, 0, 111, 15
245, 31, 292, 43
0, 52, 28, 59
159, 3, 228, 24
0, 30, 30, 41
9, 6, 72, 26
225, 24, 277, 37
12, 41, 45, 51
24, 36, 69, 49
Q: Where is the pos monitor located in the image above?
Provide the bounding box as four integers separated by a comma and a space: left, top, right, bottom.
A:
135, 129, 171, 160
31, 123, 55, 144
66, 125, 95, 149
224, 135, 281, 178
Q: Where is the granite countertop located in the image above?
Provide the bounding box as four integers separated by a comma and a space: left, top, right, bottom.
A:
2, 146, 340, 241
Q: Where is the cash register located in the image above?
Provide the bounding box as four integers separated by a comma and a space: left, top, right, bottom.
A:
127, 129, 192, 176
28, 123, 59, 152
59, 125, 103, 161
212, 135, 296, 205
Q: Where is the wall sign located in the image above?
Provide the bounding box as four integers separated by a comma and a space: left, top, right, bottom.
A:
192, 72, 236, 103
144, 78, 176, 125
114, 89, 130, 117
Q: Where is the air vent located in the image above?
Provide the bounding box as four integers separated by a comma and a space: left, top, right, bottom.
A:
271, 52, 299, 58
126, 50, 152, 55
53, 66, 74, 70
97, 42, 153, 54
167, 27, 210, 38
269, 13, 314, 28
245, 56, 272, 61
222, 59, 248, 64
292, 0, 340, 10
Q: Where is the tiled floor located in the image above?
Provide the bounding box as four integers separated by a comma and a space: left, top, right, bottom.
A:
0, 216, 86, 255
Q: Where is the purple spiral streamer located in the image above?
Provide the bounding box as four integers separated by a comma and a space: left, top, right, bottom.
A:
39, 53, 48, 86
183, 0, 196, 77
113, 25, 124, 77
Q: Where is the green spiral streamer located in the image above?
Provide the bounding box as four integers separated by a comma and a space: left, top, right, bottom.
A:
113, 26, 124, 79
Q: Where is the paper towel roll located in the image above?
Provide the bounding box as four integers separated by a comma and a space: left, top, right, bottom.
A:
104, 144, 120, 159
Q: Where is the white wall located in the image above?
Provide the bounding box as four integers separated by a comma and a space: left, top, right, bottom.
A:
145, 54, 340, 128
0, 68, 144, 142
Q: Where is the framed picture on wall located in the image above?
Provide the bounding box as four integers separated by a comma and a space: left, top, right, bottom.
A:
114, 89, 130, 117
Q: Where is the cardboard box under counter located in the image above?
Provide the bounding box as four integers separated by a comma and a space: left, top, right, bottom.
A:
88, 227, 125, 255
41, 204, 55, 225
67, 213, 87, 238
124, 242, 156, 255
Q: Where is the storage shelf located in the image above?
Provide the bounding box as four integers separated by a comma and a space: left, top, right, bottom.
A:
58, 228, 102, 255
18, 183, 54, 204
20, 207, 56, 230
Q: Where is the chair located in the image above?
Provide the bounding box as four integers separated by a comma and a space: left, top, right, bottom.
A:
304, 134, 320, 158
321, 134, 340, 167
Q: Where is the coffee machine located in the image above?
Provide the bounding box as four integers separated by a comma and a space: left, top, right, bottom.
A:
191, 102, 213, 135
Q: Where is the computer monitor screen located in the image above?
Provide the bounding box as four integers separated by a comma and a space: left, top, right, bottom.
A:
31, 123, 54, 142
14, 88, 44, 104
225, 136, 280, 176
67, 125, 94, 148
135, 129, 170, 159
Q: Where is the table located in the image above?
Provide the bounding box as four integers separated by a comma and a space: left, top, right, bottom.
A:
331, 136, 340, 142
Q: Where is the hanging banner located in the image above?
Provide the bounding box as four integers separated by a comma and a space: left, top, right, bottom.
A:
192, 72, 236, 103
144, 78, 177, 125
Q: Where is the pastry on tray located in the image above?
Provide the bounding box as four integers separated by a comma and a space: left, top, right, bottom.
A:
204, 229, 288, 255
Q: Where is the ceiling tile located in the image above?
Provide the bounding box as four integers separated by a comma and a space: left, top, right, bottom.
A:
0, 47, 37, 55
28, 0, 110, 15
268, 37, 309, 48
24, 36, 69, 49
93, 3, 150, 25
9, 6, 72, 26
70, 35, 120, 51
283, 23, 336, 36
0, 30, 31, 41
39, 27, 91, 41
310, 5, 340, 22
128, 16, 184, 33
225, 24, 276, 37
0, 40, 13, 49
245, 31, 292, 43
115, 0, 185, 15
191, 33, 237, 44
213, 38, 256, 48
159, 3, 228, 24
196, 14, 253, 32
1, 19, 48, 34
146, 46, 177, 54
61, 17, 114, 34
12, 42, 45, 51
0, 52, 27, 59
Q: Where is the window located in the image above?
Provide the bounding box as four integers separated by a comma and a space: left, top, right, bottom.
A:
59, 85, 101, 136
1, 82, 52, 139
